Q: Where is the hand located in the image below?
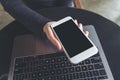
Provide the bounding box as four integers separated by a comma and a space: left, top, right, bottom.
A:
43, 21, 62, 50
43, 20, 89, 51
74, 19, 89, 36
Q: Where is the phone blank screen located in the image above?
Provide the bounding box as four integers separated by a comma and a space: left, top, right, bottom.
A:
53, 20, 93, 58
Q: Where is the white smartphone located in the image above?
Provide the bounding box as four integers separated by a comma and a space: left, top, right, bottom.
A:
51, 16, 98, 64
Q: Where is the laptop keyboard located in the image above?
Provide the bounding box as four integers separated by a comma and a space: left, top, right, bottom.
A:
13, 52, 108, 80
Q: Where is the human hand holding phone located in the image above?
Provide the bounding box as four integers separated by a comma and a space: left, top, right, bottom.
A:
43, 20, 89, 51
49, 16, 98, 64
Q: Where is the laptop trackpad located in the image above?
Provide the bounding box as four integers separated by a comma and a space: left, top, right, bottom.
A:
12, 35, 58, 57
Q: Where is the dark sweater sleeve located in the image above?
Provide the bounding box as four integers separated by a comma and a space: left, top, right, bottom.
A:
1, 0, 51, 35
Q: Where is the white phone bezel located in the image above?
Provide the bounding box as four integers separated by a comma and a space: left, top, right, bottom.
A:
51, 16, 98, 64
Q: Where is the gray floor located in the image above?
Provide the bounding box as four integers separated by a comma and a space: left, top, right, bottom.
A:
0, 4, 14, 30
0, 0, 120, 30
81, 0, 120, 26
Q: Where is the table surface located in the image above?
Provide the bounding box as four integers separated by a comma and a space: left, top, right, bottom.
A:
0, 7, 120, 80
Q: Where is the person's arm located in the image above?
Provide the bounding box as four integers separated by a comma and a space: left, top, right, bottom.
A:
1, 0, 51, 35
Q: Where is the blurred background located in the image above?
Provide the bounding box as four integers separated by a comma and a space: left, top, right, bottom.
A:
0, 0, 120, 30
81, 0, 120, 26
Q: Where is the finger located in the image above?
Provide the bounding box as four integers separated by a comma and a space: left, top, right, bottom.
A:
84, 31, 89, 37
45, 27, 62, 50
49, 36, 62, 50
74, 19, 78, 25
78, 23, 83, 32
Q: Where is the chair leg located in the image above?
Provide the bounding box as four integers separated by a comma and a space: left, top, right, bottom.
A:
73, 0, 83, 9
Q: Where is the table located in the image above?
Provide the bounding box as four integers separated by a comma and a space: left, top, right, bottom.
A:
0, 7, 120, 80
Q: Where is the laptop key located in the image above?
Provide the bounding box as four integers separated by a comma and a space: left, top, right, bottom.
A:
63, 57, 68, 61
91, 57, 101, 63
14, 68, 23, 74
62, 68, 69, 74
48, 64, 54, 69
31, 72, 37, 78
54, 75, 60, 80
51, 58, 56, 63
54, 63, 60, 68
99, 69, 107, 75
60, 62, 66, 68
93, 70, 99, 76
42, 65, 48, 70
57, 57, 62, 62
43, 71, 49, 76
94, 63, 104, 69
60, 75, 67, 80
39, 77, 46, 80
85, 59, 91, 64
79, 72, 86, 78
79, 61, 85, 65
90, 77, 98, 80
88, 65, 94, 70
46, 76, 54, 80
66, 74, 73, 80
98, 76, 108, 79
66, 62, 72, 67
75, 66, 81, 72
81, 66, 88, 71
72, 73, 79, 79
56, 69, 62, 74
86, 71, 93, 77
38, 72, 43, 77
50, 70, 56, 75
44, 59, 51, 64
69, 67, 75, 73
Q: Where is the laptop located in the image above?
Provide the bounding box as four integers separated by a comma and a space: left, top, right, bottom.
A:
8, 25, 114, 80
